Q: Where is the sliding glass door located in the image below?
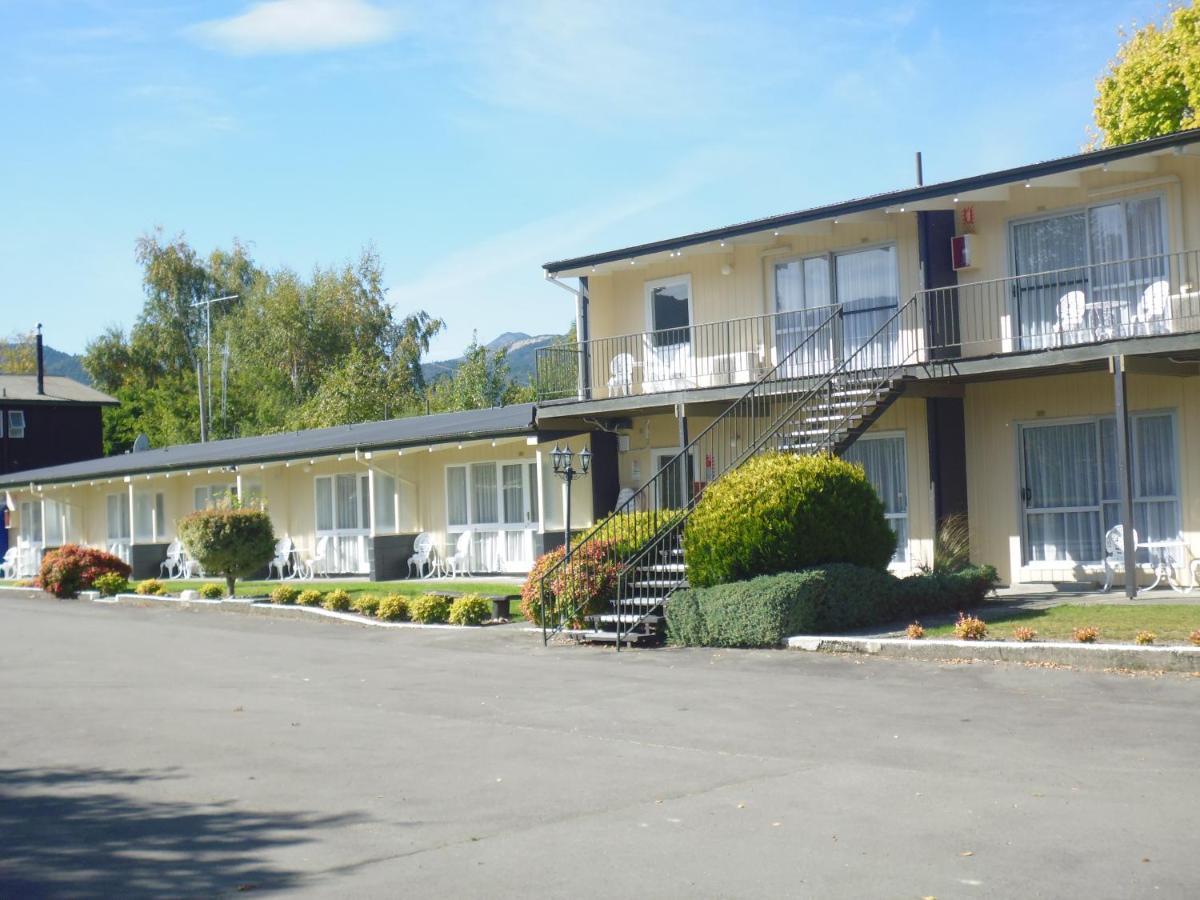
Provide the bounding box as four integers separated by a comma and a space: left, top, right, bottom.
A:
314, 473, 371, 573
1019, 412, 1179, 565
446, 461, 538, 572
771, 245, 898, 374
1012, 196, 1166, 348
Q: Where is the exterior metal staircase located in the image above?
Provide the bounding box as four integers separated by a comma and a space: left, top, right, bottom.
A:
537, 297, 921, 648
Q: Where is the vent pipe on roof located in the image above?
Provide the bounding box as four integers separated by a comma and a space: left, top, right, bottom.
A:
35, 323, 45, 395
915, 151, 924, 187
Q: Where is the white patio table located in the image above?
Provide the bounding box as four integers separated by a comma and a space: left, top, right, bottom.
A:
1136, 539, 1189, 594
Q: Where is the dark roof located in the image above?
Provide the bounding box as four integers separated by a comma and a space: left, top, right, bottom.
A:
0, 375, 117, 406
543, 129, 1200, 273
0, 403, 537, 488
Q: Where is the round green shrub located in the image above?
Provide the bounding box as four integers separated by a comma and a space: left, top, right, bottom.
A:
92, 572, 129, 597
684, 452, 897, 587
377, 594, 409, 621
448, 594, 492, 626
178, 506, 276, 599
296, 589, 324, 607
270, 584, 300, 605
409, 593, 452, 624
352, 593, 381, 617
198, 583, 225, 600
37, 545, 131, 598
323, 589, 352, 612
135, 578, 168, 596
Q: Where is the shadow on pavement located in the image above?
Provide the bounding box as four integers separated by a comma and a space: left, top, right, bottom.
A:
0, 765, 359, 897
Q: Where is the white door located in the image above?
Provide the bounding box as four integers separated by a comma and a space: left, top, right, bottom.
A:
773, 256, 834, 376
644, 276, 693, 390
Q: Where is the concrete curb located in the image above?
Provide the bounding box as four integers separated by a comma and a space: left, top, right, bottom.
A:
105, 592, 481, 630
786, 634, 1200, 672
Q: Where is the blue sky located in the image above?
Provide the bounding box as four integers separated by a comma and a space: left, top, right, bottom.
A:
0, 0, 1165, 360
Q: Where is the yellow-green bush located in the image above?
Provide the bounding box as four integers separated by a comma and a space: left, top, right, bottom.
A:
270, 584, 300, 605
449, 594, 492, 626
91, 572, 129, 597
377, 594, 409, 621
322, 589, 352, 612
198, 583, 225, 600
135, 578, 168, 596
352, 593, 381, 617
409, 593, 452, 624
296, 589, 324, 607
573, 508, 684, 557
684, 452, 896, 587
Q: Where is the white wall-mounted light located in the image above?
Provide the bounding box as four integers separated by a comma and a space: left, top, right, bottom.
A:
720, 263, 734, 276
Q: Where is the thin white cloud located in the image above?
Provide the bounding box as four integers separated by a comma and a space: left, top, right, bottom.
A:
189, 0, 402, 55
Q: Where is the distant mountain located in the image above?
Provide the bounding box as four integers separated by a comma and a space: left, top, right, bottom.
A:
0, 343, 91, 385
423, 331, 564, 385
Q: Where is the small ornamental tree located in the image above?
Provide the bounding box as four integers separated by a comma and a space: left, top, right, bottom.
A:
177, 506, 275, 598
38, 544, 131, 598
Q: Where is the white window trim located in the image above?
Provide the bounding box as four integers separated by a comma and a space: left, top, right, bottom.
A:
313, 473, 371, 534
444, 461, 536, 532
843, 430, 909, 567
1015, 408, 1181, 567
643, 273, 694, 339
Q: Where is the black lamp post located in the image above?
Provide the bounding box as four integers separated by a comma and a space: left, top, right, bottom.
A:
550, 443, 592, 567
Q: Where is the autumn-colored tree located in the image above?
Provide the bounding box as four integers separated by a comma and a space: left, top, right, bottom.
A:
1094, 3, 1200, 146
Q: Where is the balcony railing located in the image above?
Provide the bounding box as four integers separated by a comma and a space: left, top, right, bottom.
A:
919, 248, 1200, 360
535, 249, 1200, 403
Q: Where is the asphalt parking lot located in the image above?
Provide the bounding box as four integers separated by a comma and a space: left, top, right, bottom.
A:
2, 595, 1198, 898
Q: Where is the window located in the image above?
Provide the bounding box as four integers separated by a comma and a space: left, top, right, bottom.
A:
835, 245, 899, 364
645, 276, 691, 348
1011, 195, 1167, 347
193, 484, 233, 511
373, 472, 397, 533
106, 493, 130, 543
446, 462, 534, 527
652, 450, 696, 511
18, 500, 42, 545
44, 499, 64, 546
470, 463, 499, 523
314, 474, 370, 532
447, 467, 468, 527
134, 492, 166, 543
1020, 412, 1179, 564
773, 256, 833, 374
843, 434, 908, 563
7, 410, 26, 439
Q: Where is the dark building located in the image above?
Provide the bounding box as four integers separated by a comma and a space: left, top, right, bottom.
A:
1, 330, 115, 558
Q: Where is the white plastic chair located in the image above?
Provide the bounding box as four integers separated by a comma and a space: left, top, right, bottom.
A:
1, 548, 19, 579
159, 540, 183, 579
1135, 279, 1171, 335
1102, 525, 1138, 592
1053, 290, 1086, 345
302, 536, 331, 578
269, 537, 293, 580
607, 353, 634, 397
408, 532, 434, 578
445, 531, 472, 579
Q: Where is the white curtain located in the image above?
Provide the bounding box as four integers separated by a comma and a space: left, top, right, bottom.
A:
1022, 422, 1101, 562
1012, 211, 1088, 348
134, 492, 155, 542
106, 494, 129, 542
843, 436, 908, 562
334, 474, 358, 530
471, 463, 498, 524
44, 500, 64, 546
835, 246, 898, 367
775, 257, 834, 375
447, 467, 468, 526
1025, 414, 1178, 563
373, 473, 396, 533
502, 464, 524, 524
314, 478, 333, 531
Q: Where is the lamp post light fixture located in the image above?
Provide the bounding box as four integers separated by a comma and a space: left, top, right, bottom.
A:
550, 444, 591, 570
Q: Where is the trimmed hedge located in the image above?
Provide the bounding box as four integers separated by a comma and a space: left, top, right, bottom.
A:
296, 589, 323, 607
270, 584, 300, 605
198, 583, 225, 600
668, 564, 998, 648
684, 453, 897, 588
377, 594, 409, 621
352, 594, 381, 617
322, 589, 352, 612
409, 593, 452, 624
448, 594, 492, 626
92, 572, 129, 597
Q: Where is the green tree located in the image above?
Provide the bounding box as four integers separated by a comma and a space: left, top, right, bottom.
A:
0, 331, 36, 374
1094, 3, 1200, 146
426, 334, 528, 412
178, 505, 276, 598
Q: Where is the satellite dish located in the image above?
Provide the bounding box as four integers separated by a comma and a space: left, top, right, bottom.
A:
132, 433, 151, 453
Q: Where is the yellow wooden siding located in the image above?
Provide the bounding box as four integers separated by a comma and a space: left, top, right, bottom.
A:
965, 371, 1200, 586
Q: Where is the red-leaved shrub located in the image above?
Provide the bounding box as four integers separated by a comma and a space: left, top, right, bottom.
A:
519, 540, 620, 627
38, 544, 131, 598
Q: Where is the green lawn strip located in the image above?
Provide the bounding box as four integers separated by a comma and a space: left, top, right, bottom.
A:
162, 579, 522, 600
924, 604, 1200, 644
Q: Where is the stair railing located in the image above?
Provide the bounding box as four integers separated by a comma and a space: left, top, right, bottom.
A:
611, 296, 923, 645
538, 307, 841, 642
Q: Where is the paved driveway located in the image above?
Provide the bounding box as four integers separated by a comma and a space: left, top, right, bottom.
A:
1, 596, 1197, 898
